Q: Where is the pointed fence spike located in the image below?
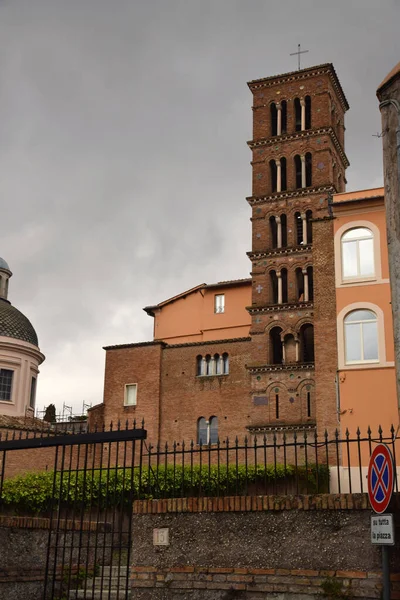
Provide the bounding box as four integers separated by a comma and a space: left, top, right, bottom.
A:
126, 419, 129, 430
133, 418, 137, 429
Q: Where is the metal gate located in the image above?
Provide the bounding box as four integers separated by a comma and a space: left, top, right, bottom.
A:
0, 422, 146, 599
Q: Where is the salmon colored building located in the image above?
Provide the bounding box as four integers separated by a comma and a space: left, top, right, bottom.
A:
143, 279, 251, 344
333, 187, 396, 437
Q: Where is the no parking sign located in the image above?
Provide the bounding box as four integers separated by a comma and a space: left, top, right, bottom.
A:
368, 443, 394, 514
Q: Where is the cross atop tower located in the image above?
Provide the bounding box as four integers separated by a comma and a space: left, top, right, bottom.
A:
290, 44, 309, 71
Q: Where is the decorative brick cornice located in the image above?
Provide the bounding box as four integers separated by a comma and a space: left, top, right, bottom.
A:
133, 493, 370, 514
247, 302, 313, 314
247, 126, 349, 169
246, 363, 315, 373
247, 422, 316, 433
0, 515, 104, 531
165, 337, 251, 349
247, 63, 349, 112
247, 245, 312, 260
247, 185, 335, 207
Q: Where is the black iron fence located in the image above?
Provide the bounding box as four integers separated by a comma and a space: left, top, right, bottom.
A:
0, 422, 398, 598
0, 421, 147, 600
141, 425, 400, 498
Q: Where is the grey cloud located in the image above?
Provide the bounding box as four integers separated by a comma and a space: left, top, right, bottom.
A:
0, 0, 399, 414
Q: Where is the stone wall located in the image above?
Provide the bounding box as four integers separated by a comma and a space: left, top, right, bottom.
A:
0, 515, 112, 600
131, 494, 400, 599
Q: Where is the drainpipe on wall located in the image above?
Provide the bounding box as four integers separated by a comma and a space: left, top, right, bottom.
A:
377, 64, 400, 420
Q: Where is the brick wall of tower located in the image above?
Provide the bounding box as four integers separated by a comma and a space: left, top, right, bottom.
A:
247, 64, 348, 435
250, 69, 346, 148
251, 135, 338, 197
311, 216, 339, 435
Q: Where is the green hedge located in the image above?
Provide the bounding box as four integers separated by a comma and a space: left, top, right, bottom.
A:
0, 464, 329, 514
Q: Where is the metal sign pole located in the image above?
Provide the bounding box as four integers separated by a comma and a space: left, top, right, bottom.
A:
382, 545, 390, 600
368, 444, 395, 600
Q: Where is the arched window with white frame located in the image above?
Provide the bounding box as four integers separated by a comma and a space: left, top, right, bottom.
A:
341, 227, 375, 280
344, 309, 378, 364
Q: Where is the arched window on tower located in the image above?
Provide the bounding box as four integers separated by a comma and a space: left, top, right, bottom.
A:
299, 324, 314, 363
269, 216, 278, 248
281, 100, 287, 134
294, 155, 302, 188
270, 160, 277, 193
294, 212, 303, 245
270, 327, 283, 364
305, 96, 311, 129
295, 267, 304, 302
281, 214, 287, 247
270, 270, 278, 304
306, 210, 313, 244
307, 267, 314, 301
281, 157, 287, 191
294, 98, 301, 131
281, 268, 288, 303
305, 153, 312, 187
270, 103, 278, 136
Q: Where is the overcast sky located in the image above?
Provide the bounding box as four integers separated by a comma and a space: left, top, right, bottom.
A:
0, 0, 399, 417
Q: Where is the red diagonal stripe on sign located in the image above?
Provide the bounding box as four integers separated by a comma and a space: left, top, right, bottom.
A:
372, 456, 388, 500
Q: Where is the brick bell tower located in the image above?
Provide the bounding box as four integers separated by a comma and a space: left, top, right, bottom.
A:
246, 64, 349, 436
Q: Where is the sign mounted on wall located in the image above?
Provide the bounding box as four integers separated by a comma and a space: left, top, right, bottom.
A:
367, 443, 394, 515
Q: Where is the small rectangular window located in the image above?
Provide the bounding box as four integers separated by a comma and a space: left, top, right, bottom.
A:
0, 369, 13, 402
124, 384, 137, 406
214, 294, 225, 314
30, 377, 37, 409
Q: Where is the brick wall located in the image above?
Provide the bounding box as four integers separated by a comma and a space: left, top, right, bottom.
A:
102, 342, 163, 441
131, 493, 400, 599
313, 216, 340, 437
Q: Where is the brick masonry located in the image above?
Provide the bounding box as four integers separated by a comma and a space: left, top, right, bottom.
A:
131, 493, 400, 599
91, 63, 350, 450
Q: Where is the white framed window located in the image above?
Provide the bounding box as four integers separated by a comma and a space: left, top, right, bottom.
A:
197, 416, 218, 445
214, 294, 225, 314
124, 383, 137, 406
0, 368, 13, 402
196, 353, 229, 376
341, 228, 374, 280
344, 310, 378, 364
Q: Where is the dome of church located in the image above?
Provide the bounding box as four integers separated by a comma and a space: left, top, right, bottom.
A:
0, 257, 10, 271
0, 299, 38, 346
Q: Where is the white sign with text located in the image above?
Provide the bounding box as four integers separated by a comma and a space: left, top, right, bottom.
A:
371, 514, 395, 545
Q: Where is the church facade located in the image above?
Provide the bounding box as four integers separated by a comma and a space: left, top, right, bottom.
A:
90, 63, 397, 447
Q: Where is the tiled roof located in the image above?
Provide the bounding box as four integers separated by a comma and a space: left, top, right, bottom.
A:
0, 299, 38, 346
104, 337, 251, 351
143, 278, 251, 315
377, 61, 400, 94
0, 414, 49, 432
